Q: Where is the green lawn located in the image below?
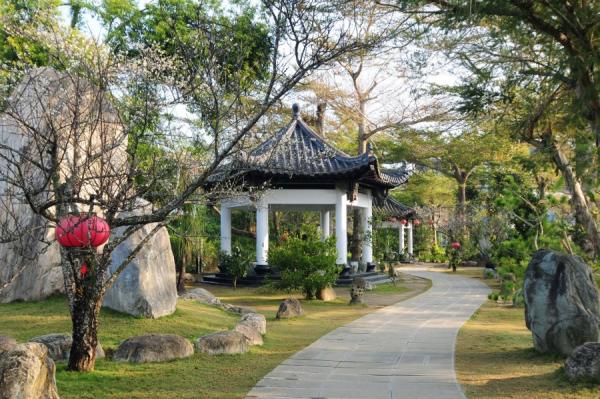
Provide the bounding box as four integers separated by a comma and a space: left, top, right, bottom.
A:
450, 267, 600, 398
0, 282, 420, 399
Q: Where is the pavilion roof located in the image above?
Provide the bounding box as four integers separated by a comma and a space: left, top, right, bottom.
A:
209, 105, 410, 190
374, 197, 415, 219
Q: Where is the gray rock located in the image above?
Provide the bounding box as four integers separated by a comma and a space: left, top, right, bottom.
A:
234, 322, 263, 346
240, 313, 267, 335
364, 281, 375, 291
29, 333, 104, 362
0, 67, 126, 304
0, 336, 17, 353
316, 286, 337, 301
113, 334, 193, 363
276, 298, 303, 319
524, 250, 600, 356
195, 331, 249, 355
180, 287, 221, 305
221, 303, 256, 315
103, 199, 178, 319
565, 342, 600, 382
0, 343, 60, 399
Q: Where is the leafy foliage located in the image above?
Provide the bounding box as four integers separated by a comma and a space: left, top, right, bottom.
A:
269, 228, 340, 299
219, 246, 251, 289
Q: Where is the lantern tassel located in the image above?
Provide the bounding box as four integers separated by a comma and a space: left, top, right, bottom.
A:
80, 262, 88, 278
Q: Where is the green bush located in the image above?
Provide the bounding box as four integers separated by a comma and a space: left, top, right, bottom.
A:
219, 247, 251, 289
269, 229, 340, 299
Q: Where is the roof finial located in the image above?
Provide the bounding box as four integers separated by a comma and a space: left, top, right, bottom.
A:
292, 103, 300, 119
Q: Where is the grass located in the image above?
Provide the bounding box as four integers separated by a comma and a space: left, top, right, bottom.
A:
450, 267, 600, 398
0, 280, 426, 399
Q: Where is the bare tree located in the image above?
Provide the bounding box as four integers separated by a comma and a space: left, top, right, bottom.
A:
0, 0, 380, 371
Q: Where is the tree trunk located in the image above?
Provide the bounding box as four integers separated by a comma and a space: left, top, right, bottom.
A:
68, 291, 100, 371
545, 132, 600, 258
176, 256, 186, 294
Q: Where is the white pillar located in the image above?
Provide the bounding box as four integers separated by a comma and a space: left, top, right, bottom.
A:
320, 210, 330, 241
361, 206, 373, 264
335, 190, 347, 265
399, 224, 405, 254
407, 221, 414, 256
256, 204, 269, 265
220, 206, 232, 255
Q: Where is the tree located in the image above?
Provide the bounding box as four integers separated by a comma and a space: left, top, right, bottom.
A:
379, 0, 600, 258
303, 0, 446, 261
387, 128, 518, 223
0, 0, 379, 371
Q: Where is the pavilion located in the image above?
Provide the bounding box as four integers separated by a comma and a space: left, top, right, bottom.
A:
208, 104, 414, 279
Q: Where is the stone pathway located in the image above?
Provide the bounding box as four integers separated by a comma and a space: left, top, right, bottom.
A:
245, 265, 490, 399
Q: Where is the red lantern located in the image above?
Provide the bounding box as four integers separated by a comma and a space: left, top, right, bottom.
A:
400, 219, 408, 225
413, 219, 421, 226
56, 214, 110, 248
451, 242, 461, 250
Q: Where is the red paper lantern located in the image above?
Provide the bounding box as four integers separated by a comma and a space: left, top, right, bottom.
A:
56, 214, 110, 248
413, 219, 421, 226
400, 219, 408, 225
451, 242, 461, 250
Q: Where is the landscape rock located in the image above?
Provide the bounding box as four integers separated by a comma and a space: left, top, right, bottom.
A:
195, 331, 249, 355
276, 298, 303, 319
0, 343, 59, 399
113, 334, 193, 363
364, 281, 375, 291
565, 342, 600, 382
29, 333, 104, 362
183, 273, 196, 284
180, 287, 221, 305
0, 67, 124, 304
234, 322, 263, 346
103, 199, 178, 319
222, 303, 256, 315
316, 286, 337, 301
0, 336, 17, 353
524, 250, 600, 356
240, 313, 267, 335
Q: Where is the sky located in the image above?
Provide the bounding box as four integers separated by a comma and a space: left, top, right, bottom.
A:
57, 1, 464, 146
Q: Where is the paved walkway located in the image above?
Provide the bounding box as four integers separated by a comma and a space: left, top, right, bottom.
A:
245, 265, 490, 399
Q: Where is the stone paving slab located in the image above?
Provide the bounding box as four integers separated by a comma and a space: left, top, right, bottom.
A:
245, 266, 490, 399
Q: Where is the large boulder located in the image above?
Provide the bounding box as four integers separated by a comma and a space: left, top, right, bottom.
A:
276, 298, 303, 319
195, 331, 249, 355
240, 313, 267, 335
234, 322, 263, 346
0, 343, 60, 399
29, 333, 104, 362
0, 336, 17, 353
565, 342, 600, 382
113, 334, 193, 363
103, 199, 177, 319
0, 68, 176, 317
524, 250, 600, 356
180, 287, 221, 306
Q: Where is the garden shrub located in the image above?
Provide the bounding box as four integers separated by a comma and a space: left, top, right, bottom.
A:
219, 246, 251, 289
269, 229, 340, 299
